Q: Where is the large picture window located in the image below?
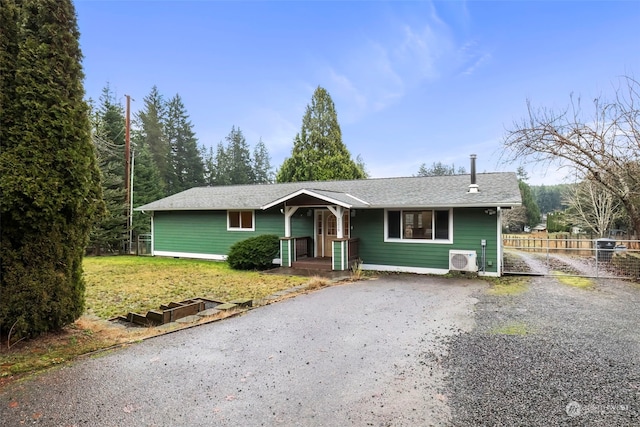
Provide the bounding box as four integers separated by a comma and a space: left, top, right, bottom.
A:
228, 210, 254, 231
385, 209, 451, 242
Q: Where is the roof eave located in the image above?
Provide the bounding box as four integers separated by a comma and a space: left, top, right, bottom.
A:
261, 189, 355, 210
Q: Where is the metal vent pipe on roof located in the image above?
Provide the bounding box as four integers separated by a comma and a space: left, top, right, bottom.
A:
468, 154, 479, 193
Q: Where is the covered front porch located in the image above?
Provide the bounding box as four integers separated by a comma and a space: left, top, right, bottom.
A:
261, 189, 368, 272
280, 236, 360, 271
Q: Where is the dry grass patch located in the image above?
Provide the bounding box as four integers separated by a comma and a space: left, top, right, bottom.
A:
1, 256, 307, 386
84, 256, 307, 319
306, 276, 331, 290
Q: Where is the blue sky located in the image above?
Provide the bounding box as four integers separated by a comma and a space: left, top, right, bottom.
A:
75, 1, 640, 185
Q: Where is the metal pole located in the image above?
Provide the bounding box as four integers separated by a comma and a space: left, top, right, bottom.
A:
124, 94, 131, 253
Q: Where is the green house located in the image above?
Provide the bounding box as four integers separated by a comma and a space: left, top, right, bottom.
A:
136, 170, 521, 277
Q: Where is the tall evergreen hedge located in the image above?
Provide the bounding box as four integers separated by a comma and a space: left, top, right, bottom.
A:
0, 0, 103, 338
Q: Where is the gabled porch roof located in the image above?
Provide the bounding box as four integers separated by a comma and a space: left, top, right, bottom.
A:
260, 188, 371, 210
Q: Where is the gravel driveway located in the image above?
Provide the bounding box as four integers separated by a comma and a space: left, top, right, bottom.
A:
444, 276, 640, 426
0, 275, 481, 426
1, 273, 638, 426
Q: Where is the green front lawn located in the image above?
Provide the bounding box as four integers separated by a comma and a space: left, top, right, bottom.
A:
0, 256, 308, 384
84, 256, 307, 319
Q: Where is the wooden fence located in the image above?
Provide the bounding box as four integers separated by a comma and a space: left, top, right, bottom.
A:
503, 234, 640, 255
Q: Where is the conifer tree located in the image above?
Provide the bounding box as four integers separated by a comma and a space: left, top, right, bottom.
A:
0, 0, 103, 337
277, 86, 366, 182
225, 126, 254, 185
88, 85, 127, 253
131, 145, 163, 235
136, 86, 170, 194
211, 141, 230, 186
253, 138, 274, 184
165, 94, 205, 194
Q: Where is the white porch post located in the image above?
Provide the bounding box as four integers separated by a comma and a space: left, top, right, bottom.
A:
284, 206, 299, 237
327, 206, 344, 238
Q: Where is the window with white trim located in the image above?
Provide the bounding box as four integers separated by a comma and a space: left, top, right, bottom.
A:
227, 210, 254, 231
386, 209, 451, 241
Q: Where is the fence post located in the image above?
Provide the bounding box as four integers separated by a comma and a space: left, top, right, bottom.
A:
594, 239, 599, 278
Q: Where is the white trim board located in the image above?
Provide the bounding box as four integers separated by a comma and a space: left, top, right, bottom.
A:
153, 251, 227, 261
361, 264, 449, 275
362, 264, 500, 277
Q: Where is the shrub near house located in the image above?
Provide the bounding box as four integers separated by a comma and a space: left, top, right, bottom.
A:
228, 235, 280, 270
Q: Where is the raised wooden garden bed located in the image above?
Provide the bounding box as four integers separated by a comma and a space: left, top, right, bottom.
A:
116, 297, 253, 326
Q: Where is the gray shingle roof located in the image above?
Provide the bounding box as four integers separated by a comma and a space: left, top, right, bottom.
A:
135, 173, 522, 212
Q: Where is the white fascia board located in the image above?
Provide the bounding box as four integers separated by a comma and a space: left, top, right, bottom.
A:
373, 202, 521, 209
261, 189, 353, 210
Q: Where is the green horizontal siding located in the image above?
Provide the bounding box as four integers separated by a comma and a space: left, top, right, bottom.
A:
332, 240, 348, 270
452, 208, 498, 273
290, 209, 314, 238
280, 239, 291, 267
154, 210, 313, 256
352, 208, 498, 273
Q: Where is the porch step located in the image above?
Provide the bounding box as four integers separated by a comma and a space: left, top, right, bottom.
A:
292, 259, 332, 271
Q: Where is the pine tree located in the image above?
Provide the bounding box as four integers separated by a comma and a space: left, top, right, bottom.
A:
517, 167, 541, 228
253, 138, 274, 184
88, 85, 127, 254
165, 94, 205, 194
212, 141, 230, 186
202, 145, 216, 186
203, 131, 274, 186
136, 86, 170, 194
277, 86, 366, 182
0, 0, 103, 337
131, 145, 163, 235
225, 126, 254, 185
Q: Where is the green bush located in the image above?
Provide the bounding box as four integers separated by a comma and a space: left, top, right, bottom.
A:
227, 235, 280, 270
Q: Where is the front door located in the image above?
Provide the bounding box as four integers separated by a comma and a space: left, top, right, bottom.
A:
315, 210, 349, 257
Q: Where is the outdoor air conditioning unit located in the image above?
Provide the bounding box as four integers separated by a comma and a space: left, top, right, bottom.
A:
449, 250, 478, 272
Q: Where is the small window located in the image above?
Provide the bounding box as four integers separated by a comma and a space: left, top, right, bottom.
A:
228, 210, 254, 231
388, 211, 401, 238
386, 209, 450, 242
343, 212, 350, 237
327, 214, 337, 235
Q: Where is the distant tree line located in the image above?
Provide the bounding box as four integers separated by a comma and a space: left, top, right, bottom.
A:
88, 85, 276, 253
88, 84, 370, 254
415, 161, 466, 177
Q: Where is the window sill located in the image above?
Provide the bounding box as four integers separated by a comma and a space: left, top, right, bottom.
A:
384, 238, 452, 244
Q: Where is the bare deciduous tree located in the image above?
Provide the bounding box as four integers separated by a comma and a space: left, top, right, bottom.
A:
563, 180, 622, 237
502, 75, 640, 235
501, 206, 528, 232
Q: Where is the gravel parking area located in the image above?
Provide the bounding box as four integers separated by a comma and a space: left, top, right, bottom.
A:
444, 276, 640, 426
2, 273, 638, 426
0, 275, 482, 427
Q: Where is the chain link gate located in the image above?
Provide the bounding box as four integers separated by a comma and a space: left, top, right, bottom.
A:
502, 236, 640, 280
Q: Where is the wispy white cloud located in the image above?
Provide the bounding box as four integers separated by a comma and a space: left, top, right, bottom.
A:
316, 3, 489, 123
242, 107, 299, 157
457, 41, 492, 76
